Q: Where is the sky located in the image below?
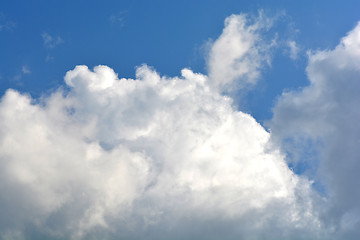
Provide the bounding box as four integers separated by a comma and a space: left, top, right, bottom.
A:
0, 0, 360, 239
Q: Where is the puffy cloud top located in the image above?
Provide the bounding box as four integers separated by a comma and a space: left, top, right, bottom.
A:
0, 63, 319, 239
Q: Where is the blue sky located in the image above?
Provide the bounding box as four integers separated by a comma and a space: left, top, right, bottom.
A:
1, 1, 360, 239
1, 0, 359, 121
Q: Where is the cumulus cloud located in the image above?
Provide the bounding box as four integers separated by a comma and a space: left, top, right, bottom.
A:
0, 12, 359, 240
270, 22, 360, 239
0, 62, 322, 239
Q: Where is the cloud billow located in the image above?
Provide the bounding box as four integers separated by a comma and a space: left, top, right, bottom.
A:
208, 12, 275, 92
270, 22, 360, 239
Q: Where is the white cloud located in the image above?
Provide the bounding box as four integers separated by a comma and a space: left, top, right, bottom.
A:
270, 22, 360, 239
42, 33, 63, 49
207, 12, 276, 92
0, 63, 321, 239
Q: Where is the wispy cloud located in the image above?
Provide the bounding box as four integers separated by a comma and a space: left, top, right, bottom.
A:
45, 54, 55, 62
42, 32, 63, 48
287, 40, 299, 60
0, 21, 15, 31
109, 11, 126, 27
21, 65, 31, 74
11, 65, 31, 85
0, 13, 16, 32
